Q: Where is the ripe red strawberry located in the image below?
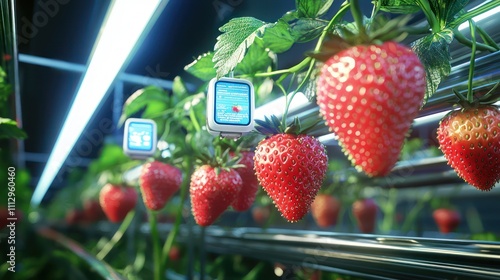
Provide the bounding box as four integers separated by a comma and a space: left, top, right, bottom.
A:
65, 209, 84, 225
316, 41, 426, 177
230, 151, 259, 212
311, 194, 341, 228
190, 165, 242, 226
433, 208, 461, 234
168, 245, 182, 261
82, 200, 105, 223
437, 105, 500, 191
251, 205, 271, 225
140, 161, 182, 210
254, 134, 328, 222
99, 184, 138, 223
352, 198, 377, 233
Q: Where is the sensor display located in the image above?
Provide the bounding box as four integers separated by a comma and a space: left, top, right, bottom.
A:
214, 81, 251, 126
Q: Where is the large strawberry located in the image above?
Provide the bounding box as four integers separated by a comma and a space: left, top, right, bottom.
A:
254, 117, 328, 222
190, 165, 242, 226
433, 208, 461, 234
99, 184, 138, 223
230, 151, 259, 212
352, 198, 377, 233
316, 40, 426, 177
311, 194, 341, 228
140, 161, 182, 210
437, 105, 500, 191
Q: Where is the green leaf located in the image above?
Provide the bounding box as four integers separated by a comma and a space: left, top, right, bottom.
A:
184, 52, 217, 82
0, 118, 27, 139
443, 0, 468, 22
172, 76, 188, 101
289, 18, 327, 43
379, 0, 421, 14
213, 17, 268, 78
296, 0, 322, 18
260, 19, 294, 53
411, 30, 453, 102
119, 86, 169, 126
235, 44, 274, 75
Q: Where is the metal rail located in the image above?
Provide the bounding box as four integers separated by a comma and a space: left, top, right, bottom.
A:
174, 227, 500, 280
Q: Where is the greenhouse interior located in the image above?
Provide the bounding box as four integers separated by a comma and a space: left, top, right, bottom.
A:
2, 0, 500, 279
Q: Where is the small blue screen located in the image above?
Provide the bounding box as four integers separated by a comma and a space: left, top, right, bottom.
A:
127, 122, 154, 151
214, 81, 251, 126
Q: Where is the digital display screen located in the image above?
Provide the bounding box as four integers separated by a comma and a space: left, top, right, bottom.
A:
214, 81, 251, 125
127, 122, 154, 151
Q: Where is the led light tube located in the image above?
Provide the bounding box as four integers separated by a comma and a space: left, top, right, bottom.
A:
31, 0, 165, 207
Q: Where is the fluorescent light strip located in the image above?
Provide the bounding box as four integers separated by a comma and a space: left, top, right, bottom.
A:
31, 0, 164, 207
254, 92, 309, 120
458, 4, 500, 30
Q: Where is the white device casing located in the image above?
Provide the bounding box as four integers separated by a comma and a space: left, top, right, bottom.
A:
206, 77, 255, 138
123, 118, 157, 159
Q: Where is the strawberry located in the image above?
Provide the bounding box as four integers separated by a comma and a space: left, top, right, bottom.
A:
65, 209, 84, 225
254, 133, 328, 222
352, 198, 377, 233
82, 200, 105, 223
251, 205, 271, 225
140, 161, 182, 210
433, 208, 461, 234
316, 41, 425, 177
168, 245, 182, 261
230, 151, 259, 212
311, 194, 341, 228
437, 105, 500, 191
99, 184, 138, 223
190, 165, 242, 226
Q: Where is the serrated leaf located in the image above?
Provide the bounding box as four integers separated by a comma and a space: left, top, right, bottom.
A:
260, 19, 294, 53
184, 52, 217, 82
411, 30, 453, 102
213, 17, 268, 78
379, 0, 421, 14
235, 44, 274, 75
289, 18, 327, 43
119, 86, 169, 126
296, 0, 322, 18
0, 118, 27, 139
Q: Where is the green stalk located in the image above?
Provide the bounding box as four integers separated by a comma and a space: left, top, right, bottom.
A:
467, 20, 477, 103
350, 0, 367, 37
415, 0, 441, 33
254, 57, 311, 78
477, 25, 500, 51
449, 1, 500, 30
189, 106, 201, 132
149, 211, 162, 280
161, 160, 193, 264
453, 29, 498, 53
96, 210, 135, 260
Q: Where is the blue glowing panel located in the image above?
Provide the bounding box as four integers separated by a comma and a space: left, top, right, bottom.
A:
127, 122, 154, 151
214, 81, 251, 126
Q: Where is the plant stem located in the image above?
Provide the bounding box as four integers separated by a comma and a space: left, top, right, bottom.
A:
96, 210, 135, 260
416, 0, 441, 33
350, 0, 366, 37
148, 211, 162, 280
453, 29, 498, 53
189, 106, 201, 132
449, 1, 500, 29
477, 25, 500, 51
254, 57, 311, 78
467, 20, 477, 103
161, 161, 193, 264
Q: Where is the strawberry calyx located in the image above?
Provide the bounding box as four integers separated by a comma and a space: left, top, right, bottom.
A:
254, 114, 323, 137
195, 144, 244, 175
